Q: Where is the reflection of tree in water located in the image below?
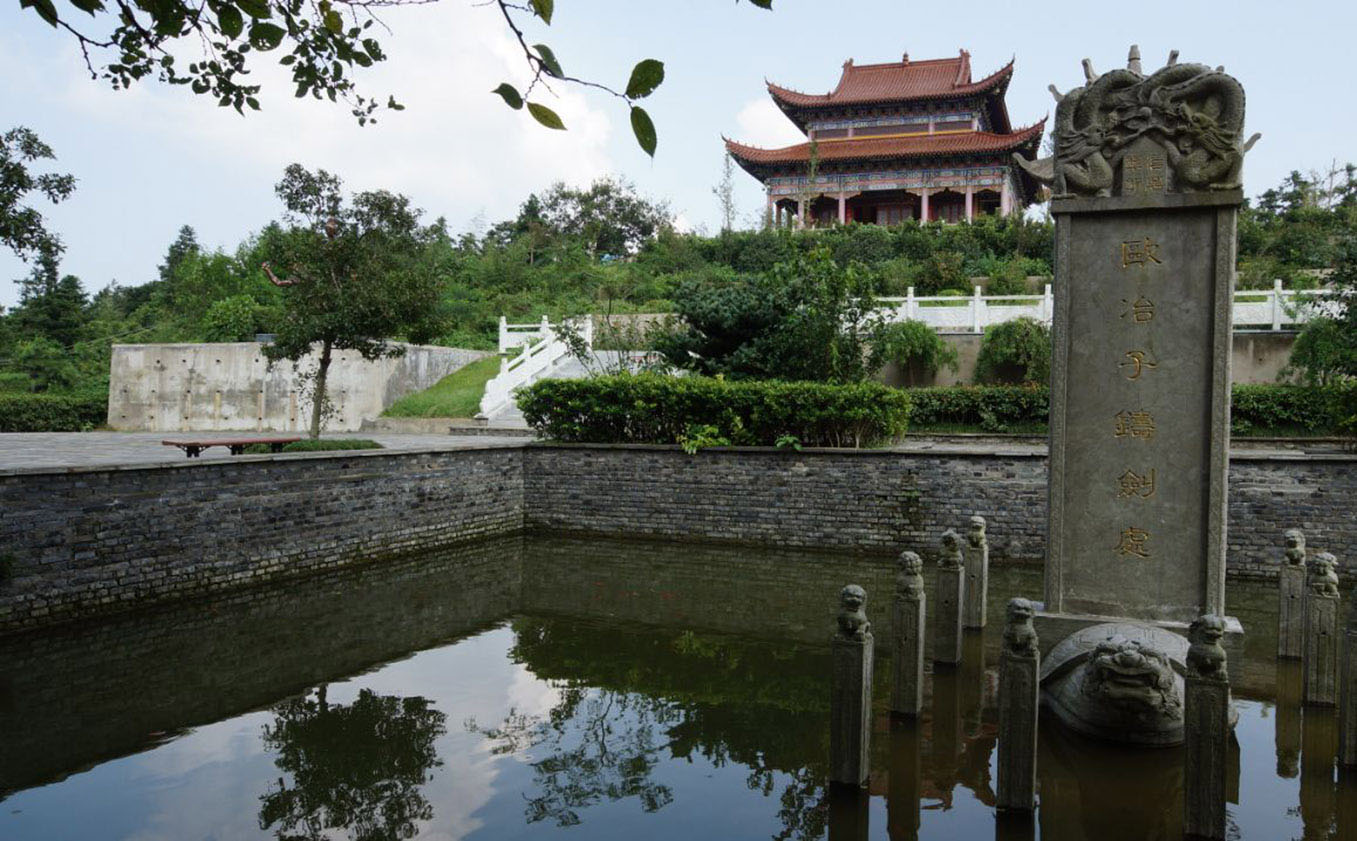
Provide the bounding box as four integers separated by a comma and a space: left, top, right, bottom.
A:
468, 686, 677, 826
467, 618, 832, 839
258, 685, 447, 841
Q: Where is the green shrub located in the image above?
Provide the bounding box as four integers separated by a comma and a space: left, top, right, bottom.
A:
907, 385, 1050, 432
0, 393, 106, 432
0, 372, 31, 393
974, 317, 1051, 384
1230, 384, 1353, 435
868, 320, 959, 386
899, 383, 1352, 436
518, 374, 910, 448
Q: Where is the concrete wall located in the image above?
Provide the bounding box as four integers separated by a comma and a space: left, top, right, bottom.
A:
2, 442, 1353, 634
107, 342, 490, 433
879, 331, 1297, 387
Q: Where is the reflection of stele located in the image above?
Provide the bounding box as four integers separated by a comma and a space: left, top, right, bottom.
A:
1117, 468, 1156, 499
1115, 527, 1151, 558
1113, 410, 1155, 439
1119, 350, 1157, 380
1120, 237, 1163, 268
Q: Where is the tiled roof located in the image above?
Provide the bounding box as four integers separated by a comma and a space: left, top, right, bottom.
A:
723, 121, 1045, 166
767, 51, 1014, 108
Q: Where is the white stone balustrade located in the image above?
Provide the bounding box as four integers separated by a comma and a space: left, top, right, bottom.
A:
878, 281, 1329, 333
480, 317, 593, 419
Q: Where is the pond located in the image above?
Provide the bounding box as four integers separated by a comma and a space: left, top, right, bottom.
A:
0, 535, 1351, 840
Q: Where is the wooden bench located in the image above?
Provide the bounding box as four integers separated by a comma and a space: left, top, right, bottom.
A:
162, 436, 303, 458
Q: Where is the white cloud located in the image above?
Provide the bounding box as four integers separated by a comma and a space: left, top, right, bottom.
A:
47, 2, 613, 228
732, 97, 804, 148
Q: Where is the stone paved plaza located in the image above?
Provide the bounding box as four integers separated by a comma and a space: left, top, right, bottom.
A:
0, 432, 535, 471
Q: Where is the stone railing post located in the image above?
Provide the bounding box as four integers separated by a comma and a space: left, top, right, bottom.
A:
905, 286, 917, 321
1184, 614, 1231, 841
962, 515, 989, 628
1272, 278, 1285, 331
831, 584, 874, 787
1042, 283, 1053, 323
1340, 587, 1357, 767
890, 551, 925, 717
498, 316, 509, 352
932, 529, 964, 666
1304, 552, 1341, 706
972, 285, 984, 333
996, 598, 1039, 813
1279, 528, 1307, 659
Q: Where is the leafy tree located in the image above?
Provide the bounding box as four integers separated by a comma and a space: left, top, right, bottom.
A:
712, 152, 737, 233
12, 336, 80, 391
974, 316, 1050, 385
536, 178, 672, 258
260, 164, 447, 437
157, 225, 200, 285
1, 126, 76, 261
12, 251, 89, 347
21, 0, 771, 147
656, 247, 878, 382
868, 319, 959, 386
202, 294, 268, 341
259, 685, 447, 841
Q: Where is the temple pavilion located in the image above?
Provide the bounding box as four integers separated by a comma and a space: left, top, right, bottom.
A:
725, 50, 1046, 226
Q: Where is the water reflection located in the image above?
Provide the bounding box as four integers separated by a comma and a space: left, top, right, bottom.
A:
0, 534, 1323, 840
1300, 706, 1338, 841
258, 685, 447, 841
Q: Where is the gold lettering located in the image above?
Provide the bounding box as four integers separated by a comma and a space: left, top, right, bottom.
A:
1117, 468, 1157, 499
1113, 410, 1156, 440
1121, 296, 1155, 324
1120, 237, 1164, 268
1115, 527, 1152, 559
1119, 350, 1158, 380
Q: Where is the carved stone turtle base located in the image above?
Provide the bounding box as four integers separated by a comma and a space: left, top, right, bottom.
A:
1039, 621, 1238, 747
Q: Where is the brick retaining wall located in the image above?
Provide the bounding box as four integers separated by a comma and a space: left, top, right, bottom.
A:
522, 444, 1357, 580
1, 442, 1352, 634
0, 445, 523, 633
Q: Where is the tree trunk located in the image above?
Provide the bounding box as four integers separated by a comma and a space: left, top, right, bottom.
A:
309, 339, 332, 440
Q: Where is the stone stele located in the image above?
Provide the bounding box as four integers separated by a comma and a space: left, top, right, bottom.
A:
1016, 46, 1260, 627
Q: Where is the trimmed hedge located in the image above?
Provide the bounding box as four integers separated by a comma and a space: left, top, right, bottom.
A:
0, 393, 107, 432
1230, 384, 1354, 435
907, 383, 1354, 436
908, 385, 1050, 432
517, 374, 910, 448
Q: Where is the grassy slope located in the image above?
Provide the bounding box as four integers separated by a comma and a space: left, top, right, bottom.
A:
382, 355, 501, 418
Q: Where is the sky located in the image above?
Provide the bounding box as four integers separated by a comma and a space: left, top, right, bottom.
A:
2, 0, 1355, 308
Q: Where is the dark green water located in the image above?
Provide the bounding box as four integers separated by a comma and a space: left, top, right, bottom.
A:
0, 535, 1351, 840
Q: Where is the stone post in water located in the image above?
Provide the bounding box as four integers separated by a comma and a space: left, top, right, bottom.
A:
891, 551, 926, 717
996, 598, 1039, 813
1340, 586, 1357, 767
962, 515, 989, 628
1279, 528, 1307, 659
1184, 614, 1230, 841
932, 529, 964, 667
1303, 552, 1341, 706
830, 584, 874, 787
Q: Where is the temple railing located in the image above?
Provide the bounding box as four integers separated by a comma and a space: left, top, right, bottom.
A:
878, 280, 1331, 332
479, 317, 592, 419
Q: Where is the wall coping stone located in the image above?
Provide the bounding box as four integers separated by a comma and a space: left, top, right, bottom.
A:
0, 440, 531, 479
3, 437, 1352, 481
